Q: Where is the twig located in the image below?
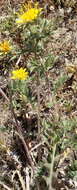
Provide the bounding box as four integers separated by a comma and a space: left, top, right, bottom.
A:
16, 55, 22, 66
26, 167, 30, 190
15, 132, 34, 171
12, 170, 26, 190
0, 87, 9, 102
0, 181, 12, 190
30, 142, 44, 153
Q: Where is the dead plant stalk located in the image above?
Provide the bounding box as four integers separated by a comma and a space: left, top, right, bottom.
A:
0, 87, 34, 171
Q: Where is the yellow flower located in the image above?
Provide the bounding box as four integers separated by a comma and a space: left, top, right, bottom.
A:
11, 68, 28, 80
16, 2, 42, 24
0, 40, 12, 54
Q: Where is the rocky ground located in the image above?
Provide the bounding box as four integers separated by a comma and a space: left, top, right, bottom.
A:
0, 0, 77, 190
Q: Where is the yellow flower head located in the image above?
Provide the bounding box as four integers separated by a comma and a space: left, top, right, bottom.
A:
16, 2, 42, 24
0, 40, 12, 54
11, 68, 29, 80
